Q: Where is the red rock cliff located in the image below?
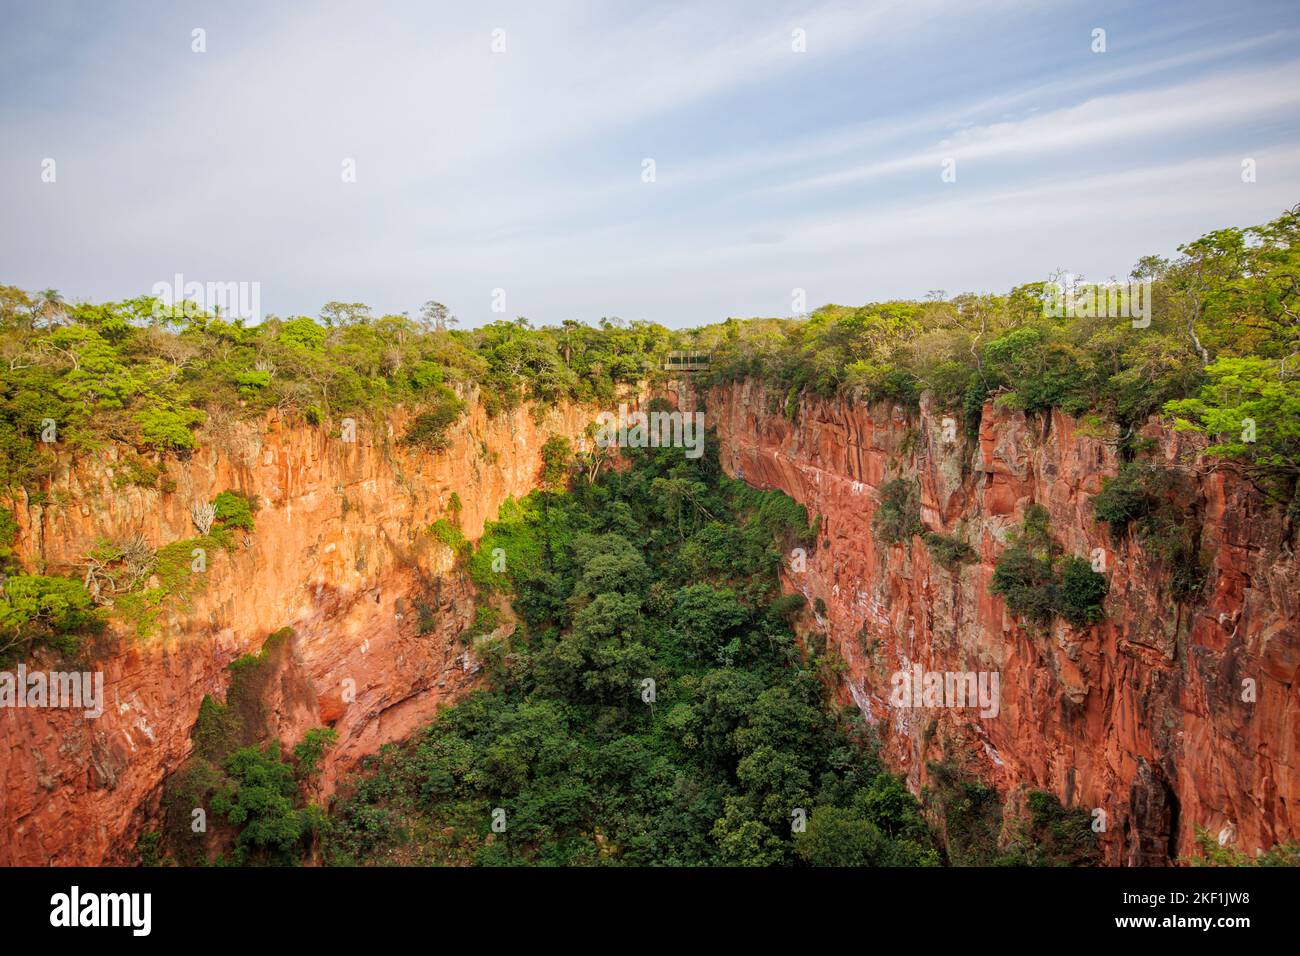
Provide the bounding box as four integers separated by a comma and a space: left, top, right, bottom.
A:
695, 379, 1299, 865
0, 396, 596, 865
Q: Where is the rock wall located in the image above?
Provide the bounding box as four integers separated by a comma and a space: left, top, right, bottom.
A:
5, 373, 1295, 867
693, 379, 1299, 865
0, 396, 596, 865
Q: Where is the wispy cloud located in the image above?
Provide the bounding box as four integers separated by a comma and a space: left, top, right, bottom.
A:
0, 0, 1297, 325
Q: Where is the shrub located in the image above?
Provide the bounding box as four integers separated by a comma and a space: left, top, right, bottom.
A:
1092, 461, 1204, 602
924, 760, 1003, 866
874, 479, 922, 545
293, 727, 339, 783
235, 370, 272, 394
922, 531, 976, 569
213, 490, 257, 532
1184, 827, 1300, 866
540, 435, 573, 490
999, 791, 1101, 866
428, 518, 469, 558
991, 506, 1107, 628
137, 407, 204, 452
991, 545, 1057, 625
1057, 556, 1109, 626
402, 388, 466, 452
0, 574, 100, 661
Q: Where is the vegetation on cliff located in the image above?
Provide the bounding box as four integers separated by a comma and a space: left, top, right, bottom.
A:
323, 441, 1095, 867
152, 628, 337, 866
325, 439, 945, 866
991, 505, 1109, 628
0, 289, 673, 495
1, 206, 1295, 659
690, 204, 1300, 510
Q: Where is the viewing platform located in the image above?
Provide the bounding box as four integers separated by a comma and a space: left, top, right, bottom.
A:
662, 351, 711, 372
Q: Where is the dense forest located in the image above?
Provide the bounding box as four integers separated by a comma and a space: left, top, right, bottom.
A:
4, 205, 1297, 662
2, 205, 1298, 865
689, 204, 1300, 513
152, 439, 1104, 867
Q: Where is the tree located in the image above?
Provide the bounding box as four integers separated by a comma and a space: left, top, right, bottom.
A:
318, 301, 372, 328
1165, 356, 1300, 504
795, 805, 892, 866
419, 300, 458, 332
34, 289, 66, 327
539, 435, 573, 490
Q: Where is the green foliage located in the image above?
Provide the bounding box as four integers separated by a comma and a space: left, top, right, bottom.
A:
539, 435, 573, 489
111, 533, 221, 636
401, 388, 466, 452
161, 627, 331, 865
211, 742, 323, 865
192, 694, 243, 765
160, 756, 225, 865
212, 489, 256, 532
991, 506, 1108, 628
137, 407, 204, 451
922, 531, 976, 569
427, 519, 469, 559
110, 454, 165, 490
323, 442, 940, 867
1165, 355, 1300, 502
873, 479, 922, 545
924, 760, 1004, 866
0, 507, 18, 574
1092, 461, 1205, 602
293, 727, 339, 783
691, 205, 1299, 483
135, 831, 164, 867
1184, 827, 1300, 866
0, 574, 100, 662
998, 790, 1101, 867
795, 773, 941, 866
0, 287, 672, 502
1057, 556, 1110, 627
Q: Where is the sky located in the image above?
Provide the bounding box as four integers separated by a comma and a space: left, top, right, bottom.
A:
2, 0, 1299, 328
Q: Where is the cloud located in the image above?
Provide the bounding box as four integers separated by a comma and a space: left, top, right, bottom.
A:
1, 1, 1297, 326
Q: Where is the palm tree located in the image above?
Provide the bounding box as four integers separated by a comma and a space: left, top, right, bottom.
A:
35, 288, 66, 326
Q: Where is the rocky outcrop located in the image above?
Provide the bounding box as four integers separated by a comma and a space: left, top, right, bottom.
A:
0, 396, 596, 865
694, 379, 1299, 865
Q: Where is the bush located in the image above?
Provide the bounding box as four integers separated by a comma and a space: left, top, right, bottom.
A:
0, 574, 100, 661
428, 518, 469, 558
1092, 462, 1204, 603
999, 791, 1101, 866
991, 506, 1107, 628
540, 435, 573, 489
137, 407, 204, 452
1184, 827, 1300, 866
213, 490, 257, 532
922, 531, 976, 569
874, 479, 922, 545
991, 546, 1057, 625
293, 727, 339, 783
1056, 556, 1109, 626
402, 389, 466, 452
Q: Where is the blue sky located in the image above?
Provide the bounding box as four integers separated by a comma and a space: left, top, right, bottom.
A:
2, 0, 1299, 327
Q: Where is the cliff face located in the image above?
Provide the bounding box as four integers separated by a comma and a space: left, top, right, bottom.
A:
696, 379, 1299, 865
0, 397, 594, 865
5, 375, 1296, 867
